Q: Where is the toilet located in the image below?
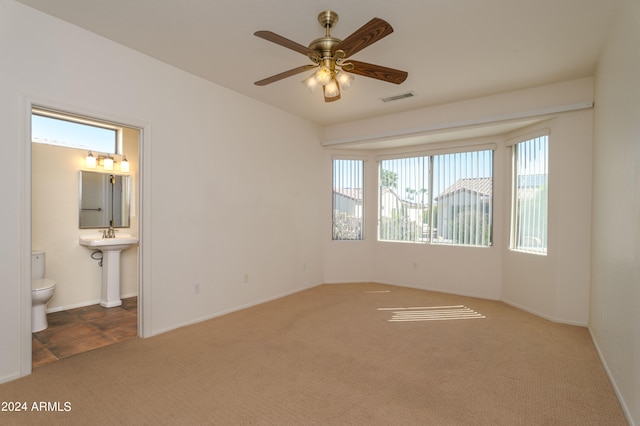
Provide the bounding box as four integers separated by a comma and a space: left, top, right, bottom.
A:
31, 250, 56, 333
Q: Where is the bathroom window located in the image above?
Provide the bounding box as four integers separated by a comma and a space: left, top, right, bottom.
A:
31, 107, 120, 154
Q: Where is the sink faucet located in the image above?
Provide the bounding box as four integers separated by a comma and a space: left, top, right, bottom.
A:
102, 227, 116, 239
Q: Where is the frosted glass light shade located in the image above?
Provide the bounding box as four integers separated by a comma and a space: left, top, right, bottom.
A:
302, 74, 320, 93
85, 152, 97, 169
324, 79, 340, 98
314, 66, 332, 85
103, 157, 114, 171
336, 71, 354, 90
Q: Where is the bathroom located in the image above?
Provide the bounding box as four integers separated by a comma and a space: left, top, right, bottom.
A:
31, 108, 140, 363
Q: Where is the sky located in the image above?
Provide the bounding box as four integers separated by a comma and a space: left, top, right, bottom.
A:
335, 135, 548, 202
381, 150, 494, 200
31, 114, 117, 154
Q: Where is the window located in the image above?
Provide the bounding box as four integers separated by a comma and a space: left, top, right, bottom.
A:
32, 108, 119, 154
511, 134, 548, 254
379, 148, 493, 246
379, 156, 429, 242
333, 159, 364, 240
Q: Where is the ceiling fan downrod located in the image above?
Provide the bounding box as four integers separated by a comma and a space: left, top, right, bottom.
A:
308, 10, 342, 59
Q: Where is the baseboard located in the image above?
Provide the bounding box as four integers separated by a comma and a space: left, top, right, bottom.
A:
46, 299, 101, 313
0, 372, 22, 385
46, 293, 138, 313
502, 298, 588, 327
588, 327, 636, 426
375, 280, 501, 302
150, 283, 322, 337
326, 282, 585, 326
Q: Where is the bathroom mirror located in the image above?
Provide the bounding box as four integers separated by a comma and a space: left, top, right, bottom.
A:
79, 171, 131, 229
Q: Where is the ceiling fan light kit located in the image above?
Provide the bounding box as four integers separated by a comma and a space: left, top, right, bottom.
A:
254, 10, 408, 103
336, 70, 354, 90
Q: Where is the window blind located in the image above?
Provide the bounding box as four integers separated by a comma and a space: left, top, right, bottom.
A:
379, 148, 493, 247
511, 135, 548, 254
333, 159, 364, 240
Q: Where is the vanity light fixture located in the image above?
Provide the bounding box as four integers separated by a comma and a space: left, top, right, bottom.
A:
85, 151, 129, 172
85, 151, 97, 169
103, 156, 114, 171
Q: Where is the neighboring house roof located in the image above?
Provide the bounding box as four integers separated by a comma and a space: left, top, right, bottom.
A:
437, 177, 493, 199
338, 176, 543, 205
334, 188, 363, 202
380, 186, 427, 208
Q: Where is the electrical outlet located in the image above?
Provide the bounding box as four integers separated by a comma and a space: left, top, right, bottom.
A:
193, 282, 200, 294
243, 273, 249, 284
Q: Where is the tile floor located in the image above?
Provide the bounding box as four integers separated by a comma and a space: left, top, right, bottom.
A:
32, 296, 138, 368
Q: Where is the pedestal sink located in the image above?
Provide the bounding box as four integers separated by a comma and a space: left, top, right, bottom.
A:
80, 233, 138, 308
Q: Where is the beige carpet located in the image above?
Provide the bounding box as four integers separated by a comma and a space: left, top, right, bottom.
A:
0, 283, 627, 425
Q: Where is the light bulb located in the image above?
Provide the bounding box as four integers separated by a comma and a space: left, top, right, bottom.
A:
85, 151, 96, 169
313, 66, 332, 85
120, 155, 130, 173
302, 74, 320, 93
103, 156, 114, 171
336, 71, 354, 90
324, 79, 340, 98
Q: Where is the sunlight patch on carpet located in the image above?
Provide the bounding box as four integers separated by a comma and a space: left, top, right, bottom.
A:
378, 305, 486, 322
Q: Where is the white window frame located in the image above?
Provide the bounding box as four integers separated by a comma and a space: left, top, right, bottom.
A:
377, 144, 495, 247
31, 107, 123, 155
332, 157, 365, 241
509, 131, 549, 255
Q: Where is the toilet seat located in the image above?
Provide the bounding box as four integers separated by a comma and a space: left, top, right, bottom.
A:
32, 278, 56, 291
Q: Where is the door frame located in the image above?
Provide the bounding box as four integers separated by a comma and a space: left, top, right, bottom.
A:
20, 96, 152, 376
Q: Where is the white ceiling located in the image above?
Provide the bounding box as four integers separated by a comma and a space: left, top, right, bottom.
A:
17, 0, 620, 132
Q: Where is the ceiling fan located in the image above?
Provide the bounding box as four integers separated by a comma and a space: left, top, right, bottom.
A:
254, 10, 408, 102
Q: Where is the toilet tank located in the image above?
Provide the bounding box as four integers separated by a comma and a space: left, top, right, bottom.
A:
32, 250, 46, 280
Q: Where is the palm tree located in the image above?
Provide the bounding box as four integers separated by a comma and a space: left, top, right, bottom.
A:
381, 169, 398, 188
405, 188, 428, 201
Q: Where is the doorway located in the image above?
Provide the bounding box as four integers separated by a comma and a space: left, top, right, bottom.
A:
28, 105, 145, 368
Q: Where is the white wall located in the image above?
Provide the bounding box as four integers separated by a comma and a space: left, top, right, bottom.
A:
0, 0, 325, 383
502, 110, 593, 326
0, 1, 620, 406
591, 0, 640, 423
323, 78, 594, 146
323, 150, 376, 284
324, 84, 594, 314
371, 136, 504, 300
32, 126, 139, 311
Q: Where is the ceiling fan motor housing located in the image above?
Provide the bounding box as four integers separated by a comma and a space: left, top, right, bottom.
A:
309, 11, 341, 57
309, 36, 341, 57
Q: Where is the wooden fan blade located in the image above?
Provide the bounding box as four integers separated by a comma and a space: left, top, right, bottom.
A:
254, 64, 317, 86
347, 60, 408, 84
254, 31, 319, 59
333, 18, 394, 58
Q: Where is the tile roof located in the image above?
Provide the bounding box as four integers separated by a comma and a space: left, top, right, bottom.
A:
334, 188, 363, 202
437, 177, 493, 198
